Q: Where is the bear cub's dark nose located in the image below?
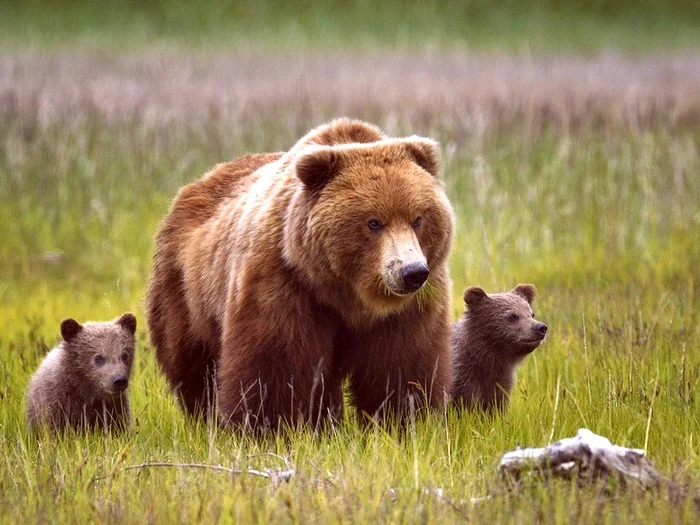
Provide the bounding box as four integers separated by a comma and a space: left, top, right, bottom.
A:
535, 323, 548, 336
400, 262, 430, 291
113, 376, 128, 391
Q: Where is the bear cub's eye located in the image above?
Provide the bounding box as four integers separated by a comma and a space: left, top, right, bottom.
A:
412, 216, 422, 228
367, 219, 383, 231
94, 354, 105, 366
507, 314, 518, 323
121, 352, 130, 363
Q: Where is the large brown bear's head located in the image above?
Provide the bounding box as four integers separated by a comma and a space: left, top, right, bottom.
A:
284, 137, 455, 321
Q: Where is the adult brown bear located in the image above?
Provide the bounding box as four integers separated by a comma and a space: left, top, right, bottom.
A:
147, 119, 455, 432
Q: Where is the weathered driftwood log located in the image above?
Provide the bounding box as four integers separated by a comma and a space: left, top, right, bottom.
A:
498, 428, 662, 489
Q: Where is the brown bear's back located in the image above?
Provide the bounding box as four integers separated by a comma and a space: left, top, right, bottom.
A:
163, 152, 284, 244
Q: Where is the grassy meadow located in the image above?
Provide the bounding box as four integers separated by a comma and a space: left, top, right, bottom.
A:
1, 2, 700, 523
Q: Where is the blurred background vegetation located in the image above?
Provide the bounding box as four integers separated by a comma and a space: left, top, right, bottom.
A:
2, 0, 700, 52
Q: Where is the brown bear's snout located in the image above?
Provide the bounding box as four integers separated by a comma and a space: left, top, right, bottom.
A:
400, 262, 430, 292
112, 376, 128, 392
535, 322, 548, 337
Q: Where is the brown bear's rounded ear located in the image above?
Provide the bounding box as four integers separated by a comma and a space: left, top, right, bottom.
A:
512, 284, 536, 304
60, 318, 83, 342
463, 286, 488, 308
402, 138, 440, 178
295, 146, 343, 191
116, 312, 137, 335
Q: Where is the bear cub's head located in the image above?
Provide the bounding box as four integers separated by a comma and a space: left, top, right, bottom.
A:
61, 312, 137, 397
463, 284, 547, 355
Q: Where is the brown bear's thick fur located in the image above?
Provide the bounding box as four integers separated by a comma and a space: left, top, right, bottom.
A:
451, 285, 547, 413
26, 313, 137, 432
147, 118, 456, 431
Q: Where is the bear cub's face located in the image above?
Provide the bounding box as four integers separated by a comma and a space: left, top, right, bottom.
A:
61, 312, 137, 396
295, 139, 454, 315
464, 284, 547, 355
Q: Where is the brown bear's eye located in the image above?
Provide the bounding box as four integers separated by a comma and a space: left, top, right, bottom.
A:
121, 352, 130, 363
367, 219, 383, 231
508, 314, 518, 322
94, 354, 105, 366
412, 216, 422, 228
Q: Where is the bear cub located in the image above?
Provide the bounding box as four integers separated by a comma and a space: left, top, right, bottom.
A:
451, 284, 547, 413
26, 312, 137, 432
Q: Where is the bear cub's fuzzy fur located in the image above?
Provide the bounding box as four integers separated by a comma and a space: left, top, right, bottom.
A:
451, 285, 547, 412
26, 313, 137, 432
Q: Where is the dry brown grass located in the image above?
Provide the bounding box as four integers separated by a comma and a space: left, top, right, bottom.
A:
2, 51, 699, 136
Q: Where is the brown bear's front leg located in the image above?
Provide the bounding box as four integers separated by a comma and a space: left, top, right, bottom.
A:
345, 311, 452, 424
216, 310, 343, 433
148, 264, 219, 418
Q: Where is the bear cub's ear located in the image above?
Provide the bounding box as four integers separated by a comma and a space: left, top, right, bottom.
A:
116, 312, 137, 335
402, 138, 441, 178
60, 318, 83, 342
512, 284, 536, 304
295, 146, 343, 191
463, 286, 488, 308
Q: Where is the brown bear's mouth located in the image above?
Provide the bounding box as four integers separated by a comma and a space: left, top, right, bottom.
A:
517, 340, 543, 355
386, 287, 416, 297
380, 278, 418, 298
520, 336, 545, 347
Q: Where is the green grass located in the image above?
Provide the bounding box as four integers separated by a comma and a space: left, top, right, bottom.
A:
1, 104, 699, 521
1, 0, 699, 52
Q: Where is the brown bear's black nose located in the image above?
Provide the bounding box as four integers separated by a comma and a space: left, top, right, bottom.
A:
535, 323, 548, 335
113, 376, 128, 391
400, 262, 430, 291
